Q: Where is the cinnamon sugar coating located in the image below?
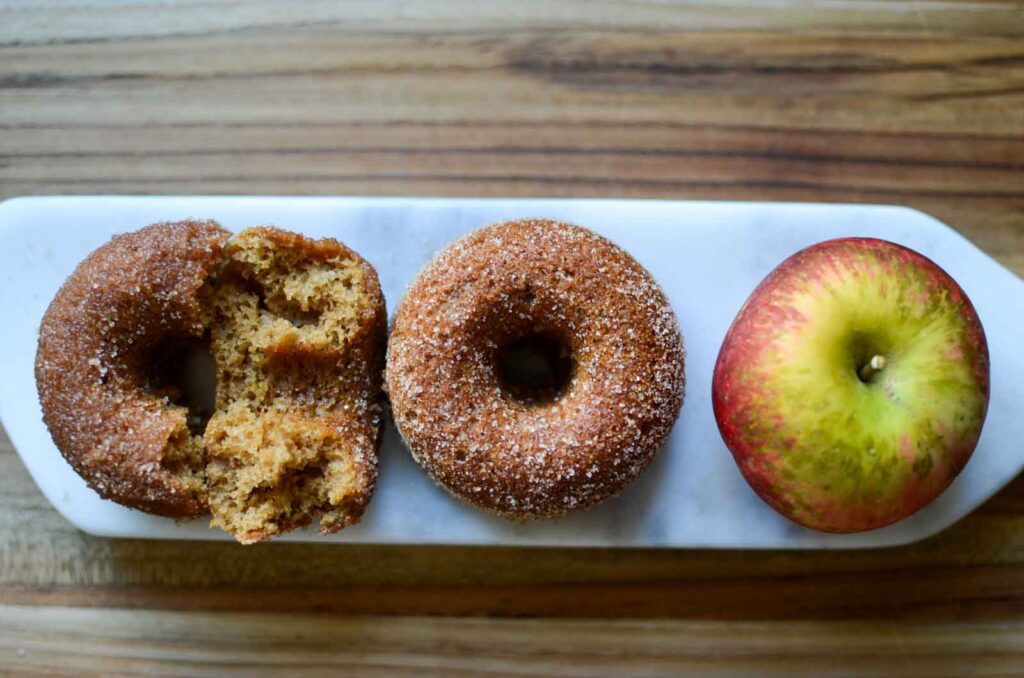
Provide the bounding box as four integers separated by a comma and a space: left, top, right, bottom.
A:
35, 221, 385, 541
386, 219, 686, 519
36, 220, 228, 517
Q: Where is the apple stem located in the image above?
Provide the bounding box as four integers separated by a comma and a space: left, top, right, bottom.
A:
858, 354, 887, 383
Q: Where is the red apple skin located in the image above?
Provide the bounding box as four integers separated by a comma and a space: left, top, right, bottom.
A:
713, 238, 990, 533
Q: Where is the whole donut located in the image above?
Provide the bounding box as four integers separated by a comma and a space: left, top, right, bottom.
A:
35, 220, 230, 517
386, 219, 685, 519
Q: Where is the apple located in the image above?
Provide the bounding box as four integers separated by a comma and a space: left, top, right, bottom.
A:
712, 238, 989, 533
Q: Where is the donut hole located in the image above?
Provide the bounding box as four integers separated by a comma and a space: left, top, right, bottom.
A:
151, 337, 218, 436
497, 332, 574, 405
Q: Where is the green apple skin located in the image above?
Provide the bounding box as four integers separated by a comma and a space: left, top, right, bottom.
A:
712, 238, 989, 533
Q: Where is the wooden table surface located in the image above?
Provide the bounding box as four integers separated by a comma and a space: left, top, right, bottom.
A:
2, 2, 1023, 676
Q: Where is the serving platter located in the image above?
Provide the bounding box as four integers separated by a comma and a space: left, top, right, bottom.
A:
1, 196, 1021, 549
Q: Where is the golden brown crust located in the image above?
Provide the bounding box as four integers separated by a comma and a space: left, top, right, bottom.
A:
386, 219, 686, 519
35, 220, 230, 518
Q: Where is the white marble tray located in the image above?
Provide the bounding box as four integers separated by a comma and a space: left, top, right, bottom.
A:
1, 196, 1022, 548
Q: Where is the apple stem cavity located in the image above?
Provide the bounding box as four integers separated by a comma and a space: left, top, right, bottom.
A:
858, 354, 887, 383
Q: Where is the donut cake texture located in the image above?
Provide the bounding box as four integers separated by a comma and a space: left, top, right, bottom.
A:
35, 221, 386, 543
386, 219, 685, 520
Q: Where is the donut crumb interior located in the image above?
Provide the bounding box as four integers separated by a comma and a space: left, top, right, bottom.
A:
198, 228, 376, 543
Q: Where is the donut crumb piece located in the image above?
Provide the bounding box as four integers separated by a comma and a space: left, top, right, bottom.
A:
201, 228, 380, 544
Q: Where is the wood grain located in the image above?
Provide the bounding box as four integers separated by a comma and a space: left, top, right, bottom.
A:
4, 608, 1024, 678
1, 1, 1023, 676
